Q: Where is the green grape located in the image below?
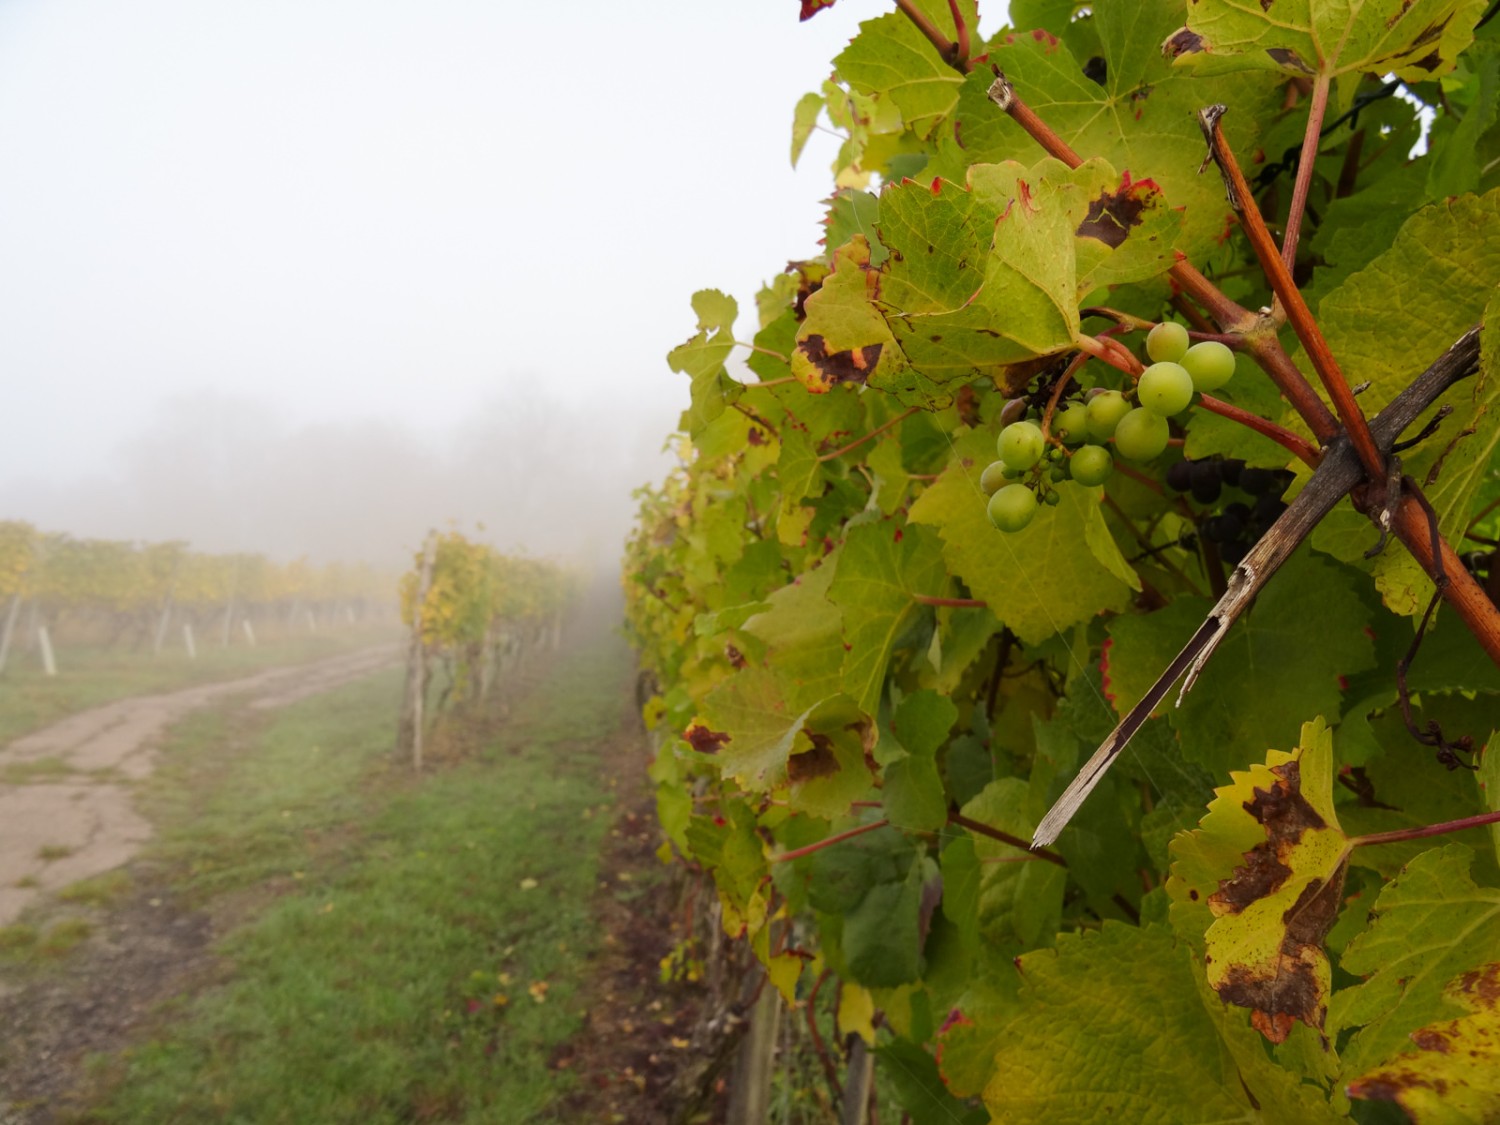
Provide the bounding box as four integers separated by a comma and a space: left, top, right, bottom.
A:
987, 484, 1038, 532
1085, 390, 1132, 441
1069, 444, 1114, 486
979, 460, 1009, 495
997, 420, 1045, 470
1113, 408, 1171, 461
1181, 341, 1236, 392
1146, 321, 1190, 364
1137, 362, 1195, 417
1053, 402, 1090, 445
1042, 488, 1061, 506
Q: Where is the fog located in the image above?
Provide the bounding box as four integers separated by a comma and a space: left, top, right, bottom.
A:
0, 0, 880, 573
0, 385, 679, 570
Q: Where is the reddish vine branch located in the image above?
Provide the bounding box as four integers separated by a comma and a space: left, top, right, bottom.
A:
1198, 106, 1384, 477
1348, 808, 1500, 849
1196, 394, 1320, 467
770, 819, 890, 863
1280, 73, 1331, 272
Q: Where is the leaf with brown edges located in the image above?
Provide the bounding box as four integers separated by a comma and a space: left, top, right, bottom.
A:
1167, 718, 1352, 1042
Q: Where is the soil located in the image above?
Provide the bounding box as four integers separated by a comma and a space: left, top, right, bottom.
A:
543, 718, 726, 1125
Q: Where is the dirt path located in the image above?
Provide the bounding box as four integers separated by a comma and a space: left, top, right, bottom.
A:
0, 645, 398, 925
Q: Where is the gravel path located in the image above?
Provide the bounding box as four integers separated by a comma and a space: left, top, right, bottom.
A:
0, 645, 399, 925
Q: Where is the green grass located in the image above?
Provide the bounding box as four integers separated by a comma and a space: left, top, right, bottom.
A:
0, 754, 77, 783
57, 870, 134, 907
0, 623, 400, 745
74, 631, 630, 1124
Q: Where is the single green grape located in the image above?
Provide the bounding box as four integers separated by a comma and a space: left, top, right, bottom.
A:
997, 420, 1045, 470
1053, 402, 1090, 445
1042, 488, 1061, 507
1137, 362, 1195, 417
1146, 321, 1190, 364
979, 460, 1009, 495
1181, 341, 1235, 392
1085, 390, 1132, 441
1069, 444, 1114, 486
1113, 408, 1170, 461
987, 483, 1038, 532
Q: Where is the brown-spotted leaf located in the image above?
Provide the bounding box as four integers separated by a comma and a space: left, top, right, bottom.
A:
1348, 962, 1500, 1123
1167, 718, 1352, 1043
1165, 0, 1487, 82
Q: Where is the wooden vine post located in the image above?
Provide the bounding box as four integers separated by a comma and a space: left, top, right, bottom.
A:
397, 532, 437, 772
0, 591, 22, 676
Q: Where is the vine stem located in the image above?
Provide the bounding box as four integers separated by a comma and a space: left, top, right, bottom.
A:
1196, 395, 1320, 467
806, 970, 844, 1104
1199, 107, 1384, 478
769, 819, 889, 863
1041, 352, 1089, 447
1281, 73, 1331, 272
1076, 333, 1143, 377
913, 594, 987, 608
1348, 808, 1500, 849
948, 811, 1067, 867
818, 407, 919, 462
894, 0, 959, 63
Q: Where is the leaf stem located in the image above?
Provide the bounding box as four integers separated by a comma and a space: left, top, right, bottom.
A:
949, 811, 1067, 867
1348, 809, 1500, 850
818, 407, 919, 462
1196, 395, 1320, 467
946, 0, 970, 65
912, 594, 987, 608
769, 819, 890, 863
1076, 333, 1143, 377
894, 0, 960, 65
1281, 73, 1331, 273
1041, 352, 1089, 447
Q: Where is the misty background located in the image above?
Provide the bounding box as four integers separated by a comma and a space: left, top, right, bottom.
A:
0, 0, 905, 572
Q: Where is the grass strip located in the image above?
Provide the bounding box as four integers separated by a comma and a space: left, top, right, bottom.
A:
76, 632, 628, 1124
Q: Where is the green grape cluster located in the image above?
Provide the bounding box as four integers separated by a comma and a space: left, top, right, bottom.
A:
981, 322, 1238, 533
982, 396, 1116, 534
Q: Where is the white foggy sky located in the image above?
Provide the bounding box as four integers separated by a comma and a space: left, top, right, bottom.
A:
0, 1, 1003, 563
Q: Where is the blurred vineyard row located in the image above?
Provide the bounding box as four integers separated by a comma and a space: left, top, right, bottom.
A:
0, 519, 396, 658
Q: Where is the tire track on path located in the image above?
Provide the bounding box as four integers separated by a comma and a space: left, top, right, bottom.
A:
0, 645, 399, 925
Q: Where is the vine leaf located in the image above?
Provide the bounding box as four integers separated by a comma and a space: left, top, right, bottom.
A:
1329, 843, 1500, 1077
882, 689, 958, 832
827, 519, 948, 715
929, 3, 1282, 258
668, 289, 742, 438
1166, 718, 1350, 1043
798, 157, 1181, 408
909, 429, 1135, 645
793, 236, 905, 395
834, 1, 975, 138
979, 923, 1345, 1124
1346, 961, 1500, 1122
1167, 0, 1487, 82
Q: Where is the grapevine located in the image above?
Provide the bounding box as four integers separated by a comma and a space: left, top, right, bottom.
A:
626, 1, 1500, 1120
